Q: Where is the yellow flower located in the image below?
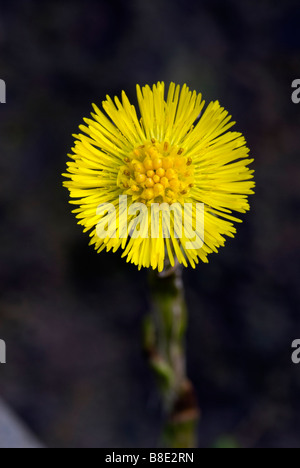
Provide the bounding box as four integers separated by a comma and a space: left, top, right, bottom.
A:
63, 82, 255, 272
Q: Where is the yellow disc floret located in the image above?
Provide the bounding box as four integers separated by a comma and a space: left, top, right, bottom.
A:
118, 140, 195, 205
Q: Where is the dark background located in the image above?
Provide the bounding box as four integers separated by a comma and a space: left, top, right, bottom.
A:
0, 0, 300, 448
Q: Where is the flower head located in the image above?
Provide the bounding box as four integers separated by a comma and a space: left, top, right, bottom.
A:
63, 82, 255, 272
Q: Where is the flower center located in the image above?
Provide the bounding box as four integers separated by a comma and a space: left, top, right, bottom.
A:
118, 139, 194, 205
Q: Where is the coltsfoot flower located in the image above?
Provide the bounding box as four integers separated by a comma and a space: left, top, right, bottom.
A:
63, 82, 255, 272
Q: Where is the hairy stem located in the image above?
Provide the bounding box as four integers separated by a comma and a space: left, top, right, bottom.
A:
144, 263, 200, 448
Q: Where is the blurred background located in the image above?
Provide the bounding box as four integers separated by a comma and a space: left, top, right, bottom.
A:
0, 0, 300, 448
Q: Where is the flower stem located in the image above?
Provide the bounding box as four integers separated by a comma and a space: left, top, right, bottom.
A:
144, 263, 200, 448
